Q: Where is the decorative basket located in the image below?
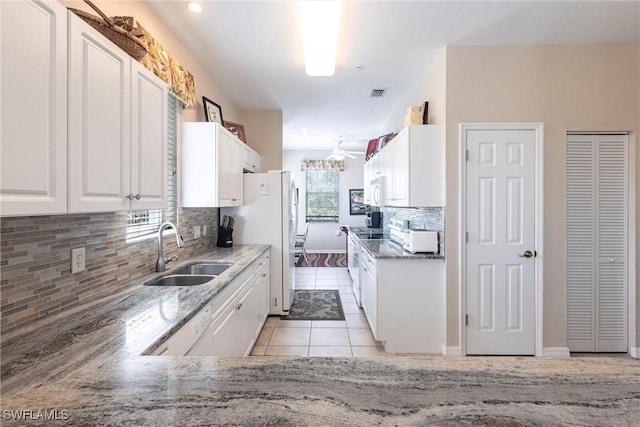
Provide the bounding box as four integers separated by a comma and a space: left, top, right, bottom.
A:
69, 1, 147, 61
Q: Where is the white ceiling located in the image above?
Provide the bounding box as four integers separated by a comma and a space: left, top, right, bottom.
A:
147, 1, 639, 151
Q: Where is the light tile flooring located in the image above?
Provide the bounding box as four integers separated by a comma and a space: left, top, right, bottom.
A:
250, 267, 396, 357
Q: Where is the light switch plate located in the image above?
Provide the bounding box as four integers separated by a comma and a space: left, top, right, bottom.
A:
71, 247, 85, 274
193, 225, 201, 238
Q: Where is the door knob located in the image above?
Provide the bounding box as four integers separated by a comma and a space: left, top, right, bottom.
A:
518, 250, 534, 258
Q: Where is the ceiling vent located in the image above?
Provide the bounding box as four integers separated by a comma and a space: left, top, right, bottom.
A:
369, 88, 386, 98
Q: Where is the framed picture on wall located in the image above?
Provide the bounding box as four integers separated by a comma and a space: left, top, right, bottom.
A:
203, 96, 224, 125
349, 189, 365, 215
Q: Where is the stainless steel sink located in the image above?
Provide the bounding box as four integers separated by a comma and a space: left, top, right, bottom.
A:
143, 274, 214, 287
171, 261, 233, 276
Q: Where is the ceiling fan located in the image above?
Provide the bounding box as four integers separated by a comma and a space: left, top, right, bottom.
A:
325, 141, 365, 160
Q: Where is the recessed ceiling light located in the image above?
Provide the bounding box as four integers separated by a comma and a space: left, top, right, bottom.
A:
186, 1, 204, 13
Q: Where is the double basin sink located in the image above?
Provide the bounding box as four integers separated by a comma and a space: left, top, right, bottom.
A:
143, 261, 233, 287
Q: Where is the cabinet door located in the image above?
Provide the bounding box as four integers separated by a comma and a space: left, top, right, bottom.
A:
363, 162, 372, 204
181, 123, 218, 207
389, 134, 409, 206
241, 144, 253, 171
359, 254, 378, 339
217, 128, 241, 206
254, 263, 270, 334
231, 138, 244, 203
0, 0, 68, 216
188, 301, 237, 356
251, 149, 261, 173
236, 283, 256, 355
68, 13, 131, 213
131, 61, 167, 209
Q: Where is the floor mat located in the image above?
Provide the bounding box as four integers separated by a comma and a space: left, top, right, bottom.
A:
296, 253, 347, 267
281, 290, 345, 320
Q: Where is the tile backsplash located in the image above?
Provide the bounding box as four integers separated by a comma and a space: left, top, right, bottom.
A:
0, 208, 217, 334
380, 206, 445, 252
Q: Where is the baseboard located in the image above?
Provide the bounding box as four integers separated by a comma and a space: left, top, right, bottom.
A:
542, 347, 571, 357
630, 347, 640, 359
443, 346, 462, 356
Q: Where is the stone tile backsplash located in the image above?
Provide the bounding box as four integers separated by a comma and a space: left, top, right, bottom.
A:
0, 208, 217, 333
380, 206, 445, 253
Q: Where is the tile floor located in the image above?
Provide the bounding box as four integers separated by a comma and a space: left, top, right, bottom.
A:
250, 266, 396, 357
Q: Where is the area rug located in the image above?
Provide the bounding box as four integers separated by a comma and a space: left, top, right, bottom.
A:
296, 253, 347, 267
281, 290, 345, 320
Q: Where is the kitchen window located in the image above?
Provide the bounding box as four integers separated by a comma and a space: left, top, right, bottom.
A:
126, 94, 178, 242
305, 170, 339, 222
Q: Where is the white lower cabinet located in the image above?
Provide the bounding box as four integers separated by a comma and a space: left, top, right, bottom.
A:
359, 250, 378, 338
156, 251, 270, 357
359, 248, 444, 353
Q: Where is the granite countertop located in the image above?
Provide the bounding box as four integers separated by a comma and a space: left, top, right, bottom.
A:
1, 244, 269, 395
348, 226, 444, 260
359, 239, 444, 260
0, 246, 638, 425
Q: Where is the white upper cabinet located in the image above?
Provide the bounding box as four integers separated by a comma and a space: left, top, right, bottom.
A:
68, 13, 167, 213
217, 129, 243, 206
182, 122, 244, 207
241, 143, 261, 173
130, 60, 167, 210
369, 125, 444, 207
0, 0, 68, 216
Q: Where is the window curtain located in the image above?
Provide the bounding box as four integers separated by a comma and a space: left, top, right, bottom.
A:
300, 160, 344, 171
113, 17, 196, 109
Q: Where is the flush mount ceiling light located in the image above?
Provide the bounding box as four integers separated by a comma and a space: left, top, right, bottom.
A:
298, 1, 342, 76
185, 1, 204, 13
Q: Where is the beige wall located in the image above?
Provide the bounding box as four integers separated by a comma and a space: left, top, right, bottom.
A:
383, 49, 448, 132
444, 45, 640, 350
239, 110, 284, 171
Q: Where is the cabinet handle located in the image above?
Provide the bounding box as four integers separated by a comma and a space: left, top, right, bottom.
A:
262, 273, 267, 277
236, 302, 243, 310
134, 193, 141, 200
126, 193, 134, 200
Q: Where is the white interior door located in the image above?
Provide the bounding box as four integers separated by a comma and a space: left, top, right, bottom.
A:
466, 129, 536, 355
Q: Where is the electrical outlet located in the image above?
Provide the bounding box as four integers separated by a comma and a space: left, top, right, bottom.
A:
71, 247, 85, 274
202, 224, 207, 236
193, 225, 201, 238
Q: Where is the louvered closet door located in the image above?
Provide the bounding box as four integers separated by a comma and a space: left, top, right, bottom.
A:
567, 134, 628, 352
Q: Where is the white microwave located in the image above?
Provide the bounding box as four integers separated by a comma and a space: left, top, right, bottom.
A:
370, 176, 384, 207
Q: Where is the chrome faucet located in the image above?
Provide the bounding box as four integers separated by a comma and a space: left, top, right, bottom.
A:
156, 221, 185, 272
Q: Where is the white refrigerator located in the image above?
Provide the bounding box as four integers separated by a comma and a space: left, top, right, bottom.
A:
223, 171, 297, 315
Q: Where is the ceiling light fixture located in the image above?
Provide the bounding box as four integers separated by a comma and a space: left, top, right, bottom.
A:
298, 1, 342, 76
185, 1, 204, 13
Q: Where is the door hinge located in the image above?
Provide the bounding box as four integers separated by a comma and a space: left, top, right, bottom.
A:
272, 297, 278, 307
465, 314, 469, 326
465, 232, 469, 243
466, 149, 469, 161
